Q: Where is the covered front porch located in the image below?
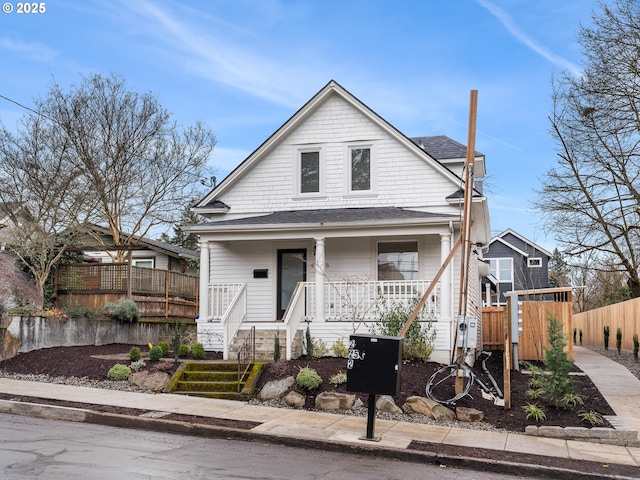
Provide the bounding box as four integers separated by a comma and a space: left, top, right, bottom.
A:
196, 230, 459, 364
196, 278, 455, 363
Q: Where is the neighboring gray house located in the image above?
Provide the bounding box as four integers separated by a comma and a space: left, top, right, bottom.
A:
483, 229, 551, 306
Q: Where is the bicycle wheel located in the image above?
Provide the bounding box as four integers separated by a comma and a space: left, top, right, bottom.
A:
426, 363, 474, 405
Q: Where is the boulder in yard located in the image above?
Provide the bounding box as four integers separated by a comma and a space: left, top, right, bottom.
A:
315, 391, 357, 411
258, 376, 295, 400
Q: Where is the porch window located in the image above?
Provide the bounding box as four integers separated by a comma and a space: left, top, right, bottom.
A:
300, 151, 320, 194
378, 241, 418, 280
350, 147, 371, 191
489, 258, 512, 282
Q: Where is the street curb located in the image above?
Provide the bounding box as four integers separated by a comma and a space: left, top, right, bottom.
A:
1, 400, 636, 480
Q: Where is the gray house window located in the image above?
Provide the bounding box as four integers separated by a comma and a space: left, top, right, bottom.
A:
489, 258, 512, 282
528, 257, 542, 268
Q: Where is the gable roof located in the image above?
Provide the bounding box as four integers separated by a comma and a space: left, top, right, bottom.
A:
490, 228, 552, 258
196, 80, 467, 210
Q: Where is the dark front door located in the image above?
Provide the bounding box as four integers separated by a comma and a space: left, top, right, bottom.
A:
277, 249, 307, 320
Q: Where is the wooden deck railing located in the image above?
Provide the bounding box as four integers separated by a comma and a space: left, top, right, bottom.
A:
55, 263, 199, 321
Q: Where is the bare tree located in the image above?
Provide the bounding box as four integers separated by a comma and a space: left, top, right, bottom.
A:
38, 73, 216, 261
0, 113, 93, 300
535, 0, 640, 297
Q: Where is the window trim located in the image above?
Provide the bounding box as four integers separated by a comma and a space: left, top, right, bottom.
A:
294, 146, 325, 198
489, 257, 513, 283
344, 143, 377, 196
377, 240, 419, 281
527, 257, 542, 268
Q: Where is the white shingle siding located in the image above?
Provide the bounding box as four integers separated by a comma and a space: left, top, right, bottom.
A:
218, 95, 459, 218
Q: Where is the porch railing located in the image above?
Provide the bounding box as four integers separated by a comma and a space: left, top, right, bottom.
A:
303, 280, 439, 322
221, 284, 247, 360
282, 282, 307, 360
209, 283, 244, 320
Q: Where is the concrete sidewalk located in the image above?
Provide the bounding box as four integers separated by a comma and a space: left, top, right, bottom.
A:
0, 346, 639, 478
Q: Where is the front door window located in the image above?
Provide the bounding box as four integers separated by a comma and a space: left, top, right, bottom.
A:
277, 249, 307, 320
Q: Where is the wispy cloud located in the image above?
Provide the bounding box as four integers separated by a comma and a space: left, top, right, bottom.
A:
0, 38, 59, 62
117, 0, 318, 108
476, 0, 582, 77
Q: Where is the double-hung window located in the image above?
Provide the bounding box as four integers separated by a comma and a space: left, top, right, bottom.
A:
300, 151, 320, 194
351, 147, 371, 191
295, 148, 324, 197
346, 144, 375, 194
489, 258, 513, 283
378, 241, 418, 281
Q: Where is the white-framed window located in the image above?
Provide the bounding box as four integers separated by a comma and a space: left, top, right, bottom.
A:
528, 257, 542, 268
377, 241, 418, 280
489, 258, 513, 282
345, 144, 376, 195
133, 258, 155, 269
295, 147, 324, 197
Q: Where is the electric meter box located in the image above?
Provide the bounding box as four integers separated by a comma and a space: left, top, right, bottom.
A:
346, 334, 403, 396
457, 315, 478, 349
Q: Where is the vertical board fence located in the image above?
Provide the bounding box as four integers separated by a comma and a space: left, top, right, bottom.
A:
482, 299, 573, 361
573, 297, 640, 350
55, 263, 199, 322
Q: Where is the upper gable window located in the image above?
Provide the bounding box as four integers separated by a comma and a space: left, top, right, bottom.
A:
346, 144, 376, 195
351, 147, 370, 191
298, 150, 322, 195
528, 257, 542, 268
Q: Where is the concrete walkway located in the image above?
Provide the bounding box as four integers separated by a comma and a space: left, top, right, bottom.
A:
0, 346, 639, 477
573, 346, 640, 433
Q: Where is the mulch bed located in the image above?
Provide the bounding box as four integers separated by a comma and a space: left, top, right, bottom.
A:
1, 344, 637, 477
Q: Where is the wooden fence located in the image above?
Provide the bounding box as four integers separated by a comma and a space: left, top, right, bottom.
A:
573, 297, 640, 350
55, 263, 199, 322
482, 299, 573, 361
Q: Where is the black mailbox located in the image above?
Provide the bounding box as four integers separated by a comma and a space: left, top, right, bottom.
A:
346, 334, 403, 396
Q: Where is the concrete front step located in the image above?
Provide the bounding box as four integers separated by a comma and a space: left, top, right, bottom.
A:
229, 328, 304, 360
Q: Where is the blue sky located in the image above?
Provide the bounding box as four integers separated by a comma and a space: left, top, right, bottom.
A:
0, 0, 606, 250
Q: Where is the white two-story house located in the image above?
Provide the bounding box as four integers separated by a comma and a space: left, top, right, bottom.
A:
187, 80, 490, 364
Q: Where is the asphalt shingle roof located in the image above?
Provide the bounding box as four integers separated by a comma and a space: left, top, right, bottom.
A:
410, 135, 483, 160
201, 207, 456, 227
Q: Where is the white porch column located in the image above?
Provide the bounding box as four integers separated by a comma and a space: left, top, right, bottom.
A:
314, 237, 325, 322
198, 240, 210, 322
439, 233, 452, 324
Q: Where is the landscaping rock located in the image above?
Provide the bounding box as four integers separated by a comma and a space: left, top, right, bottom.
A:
432, 403, 456, 421
282, 390, 306, 408
402, 396, 440, 418
315, 391, 357, 411
376, 394, 403, 414
128, 371, 170, 391
456, 406, 484, 422
258, 376, 295, 400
